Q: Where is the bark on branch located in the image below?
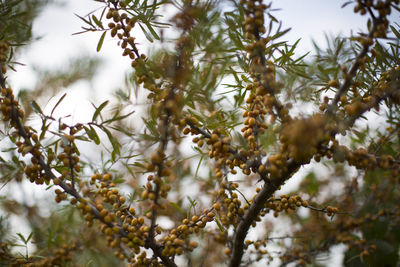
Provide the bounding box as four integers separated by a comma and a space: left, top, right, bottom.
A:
228, 159, 299, 267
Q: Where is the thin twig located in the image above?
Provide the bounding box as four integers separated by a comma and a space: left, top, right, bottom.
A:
187, 121, 248, 163
327, 12, 381, 115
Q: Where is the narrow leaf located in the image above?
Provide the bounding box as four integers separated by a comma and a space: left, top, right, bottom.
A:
170, 202, 183, 213
74, 13, 93, 26
145, 22, 160, 40
102, 127, 120, 157
83, 125, 100, 145
51, 93, 67, 116
102, 110, 135, 124
16, 233, 27, 244
92, 100, 109, 121
26, 232, 33, 242
215, 217, 225, 232
92, 15, 103, 29
390, 25, 400, 39
30, 101, 43, 114
138, 23, 153, 42
97, 31, 106, 52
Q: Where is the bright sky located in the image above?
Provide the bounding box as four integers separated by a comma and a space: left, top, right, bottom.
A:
10, 0, 372, 96
277, 0, 369, 49
7, 0, 379, 126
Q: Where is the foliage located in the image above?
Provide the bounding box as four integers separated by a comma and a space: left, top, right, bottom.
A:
1, 0, 400, 266
0, 0, 52, 70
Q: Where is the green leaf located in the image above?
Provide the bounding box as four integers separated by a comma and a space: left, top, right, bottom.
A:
145, 22, 160, 40
30, 100, 43, 114
186, 196, 197, 217
113, 177, 126, 184
96, 31, 106, 52
187, 196, 197, 209
142, 117, 159, 138
92, 15, 103, 29
2, 146, 16, 152
170, 202, 183, 213
390, 25, 400, 39
11, 155, 19, 165
16, 233, 28, 244
130, 161, 146, 169
92, 100, 109, 121
83, 125, 100, 145
40, 121, 50, 140
138, 23, 153, 42
110, 125, 134, 137
75, 13, 93, 27
101, 127, 121, 159
45, 184, 54, 190
194, 155, 204, 179
111, 150, 117, 162
215, 217, 225, 232
51, 93, 67, 116
341, 1, 353, 8
102, 110, 135, 124
26, 232, 33, 243
143, 209, 152, 215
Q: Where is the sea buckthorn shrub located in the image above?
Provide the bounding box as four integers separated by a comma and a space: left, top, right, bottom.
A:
1, 0, 400, 266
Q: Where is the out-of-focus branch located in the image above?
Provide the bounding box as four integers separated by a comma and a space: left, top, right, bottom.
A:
327, 9, 382, 115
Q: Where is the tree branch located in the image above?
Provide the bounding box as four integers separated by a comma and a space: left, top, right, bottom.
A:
327, 13, 381, 115
187, 121, 248, 163
0, 72, 177, 267
228, 159, 299, 267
